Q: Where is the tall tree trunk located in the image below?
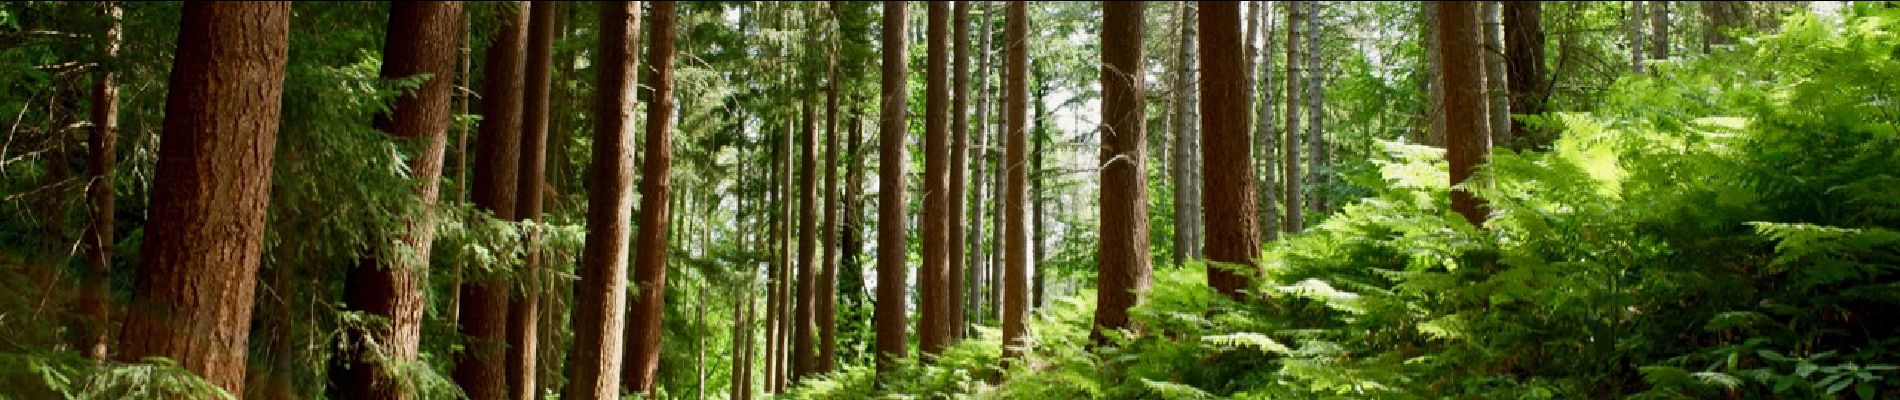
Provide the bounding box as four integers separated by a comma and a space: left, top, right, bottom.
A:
625, 3, 677, 395
1629, 1, 1646, 73
456, 3, 528, 398
965, 0, 993, 333
507, 3, 557, 398
1281, 1, 1303, 233
1303, 1, 1324, 215
818, 1, 843, 373
841, 113, 869, 366
564, 2, 640, 399
1481, 1, 1510, 148
1198, 1, 1262, 300
1503, 2, 1546, 150
1703, 1, 1740, 51
775, 116, 794, 392
1172, 2, 1202, 266
919, 0, 954, 359
763, 122, 781, 393
1255, 2, 1280, 240
117, 2, 290, 395
79, 0, 122, 361
948, 0, 971, 343
1001, 0, 1031, 363
1030, 57, 1048, 311
1091, 0, 1153, 346
727, 286, 746, 400
1649, 1, 1669, 61
793, 96, 818, 378
1436, 1, 1492, 226
332, 3, 463, 399
874, 0, 911, 377
1425, 3, 1446, 146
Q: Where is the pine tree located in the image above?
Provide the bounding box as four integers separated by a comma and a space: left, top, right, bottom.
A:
455, 3, 527, 398
1091, 0, 1153, 346
947, 0, 971, 343
626, 3, 678, 394
1436, 1, 1492, 226
919, 0, 954, 358
1504, 1, 1547, 149
874, 0, 911, 376
1002, 0, 1032, 362
564, 2, 640, 399
506, 3, 558, 398
1198, 1, 1262, 300
78, 0, 121, 361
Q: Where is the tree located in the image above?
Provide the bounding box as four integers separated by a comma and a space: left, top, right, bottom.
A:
455, 3, 527, 398
1091, 0, 1152, 346
507, 3, 558, 398
1303, 1, 1324, 214
1001, 0, 1031, 361
78, 0, 121, 361
331, 3, 463, 399
1482, 1, 1510, 148
1197, 1, 1261, 300
1436, 1, 1492, 226
792, 95, 817, 377
1649, 1, 1669, 61
1172, 2, 1203, 266
818, 0, 843, 373
564, 2, 640, 399
919, 0, 953, 358
116, 2, 291, 394
874, 0, 910, 377
1629, 0, 1646, 73
626, 2, 678, 394
966, 0, 994, 331
1704, 1, 1741, 51
947, 0, 971, 343
1254, 1, 1281, 239
1281, 1, 1303, 233
1504, 1, 1547, 149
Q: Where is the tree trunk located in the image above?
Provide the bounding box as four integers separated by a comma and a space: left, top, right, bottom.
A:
506, 3, 556, 398
1002, 0, 1031, 363
1649, 1, 1668, 61
625, 2, 676, 395
79, 0, 122, 361
775, 115, 794, 392
1503, 1, 1547, 150
1172, 2, 1202, 267
1481, 1, 1510, 149
763, 120, 781, 393
818, 1, 844, 373
117, 2, 290, 395
792, 96, 818, 377
1436, 1, 1492, 226
966, 0, 993, 333
564, 2, 639, 399
948, 0, 971, 344
1425, 3, 1446, 146
840, 112, 868, 370
1281, 1, 1303, 233
1030, 57, 1048, 311
1198, 1, 1262, 300
919, 0, 954, 359
1304, 1, 1324, 215
1704, 1, 1740, 51
874, 0, 911, 377
332, 3, 462, 399
1091, 0, 1153, 346
1255, 2, 1280, 240
1629, 1, 1646, 73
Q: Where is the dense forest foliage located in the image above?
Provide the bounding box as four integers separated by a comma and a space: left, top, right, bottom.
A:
1, 1, 1895, 399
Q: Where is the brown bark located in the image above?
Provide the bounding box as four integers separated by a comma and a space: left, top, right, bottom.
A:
79, 0, 121, 361
116, 2, 290, 395
1649, 1, 1669, 61
1281, 1, 1303, 233
564, 2, 640, 399
763, 119, 782, 393
874, 0, 911, 377
1197, 1, 1262, 300
455, 3, 528, 399
919, 0, 954, 359
775, 116, 793, 392
793, 97, 818, 378
507, 3, 556, 399
1704, 1, 1740, 51
625, 2, 677, 395
332, 3, 463, 399
1436, 1, 1493, 226
966, 0, 993, 329
818, 0, 843, 373
1002, 0, 1031, 362
1504, 1, 1547, 149
1091, 0, 1152, 346
948, 0, 971, 343
1255, 2, 1281, 239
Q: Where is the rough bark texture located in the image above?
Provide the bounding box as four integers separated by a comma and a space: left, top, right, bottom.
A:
563, 2, 639, 399
507, 3, 557, 398
874, 0, 911, 377
1629, 1, 1646, 73
1281, 1, 1303, 233
1198, 1, 1262, 300
455, 3, 527, 399
966, 0, 993, 331
1481, 1, 1511, 148
1504, 1, 1547, 150
1425, 3, 1447, 146
948, 0, 970, 343
1092, 0, 1153, 346
763, 123, 780, 393
1704, 1, 1740, 51
1172, 2, 1203, 267
840, 113, 868, 374
819, 1, 843, 372
1437, 1, 1493, 226
1030, 59, 1048, 310
919, 1, 954, 359
1002, 0, 1031, 362
79, 1, 121, 361
775, 115, 793, 393
332, 3, 463, 399
1649, 1, 1669, 61
792, 97, 817, 378
1255, 3, 1281, 240
116, 2, 290, 395
625, 2, 676, 395
1303, 1, 1324, 215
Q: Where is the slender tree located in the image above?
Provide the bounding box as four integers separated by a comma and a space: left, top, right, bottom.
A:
332, 3, 463, 399
818, 1, 844, 373
1255, 2, 1281, 239
1172, 2, 1202, 266
1198, 1, 1262, 300
1629, 0, 1646, 73
763, 116, 781, 393
919, 0, 954, 358
1425, 3, 1447, 146
1504, 1, 1547, 149
792, 96, 818, 378
626, 2, 678, 395
78, 0, 121, 361
948, 0, 971, 343
874, 0, 911, 377
1282, 1, 1303, 233
116, 2, 291, 395
1002, 0, 1032, 361
455, 3, 528, 398
1649, 1, 1669, 61
507, 4, 558, 398
1436, 1, 1492, 226
1091, 0, 1153, 345
1304, 1, 1324, 214
1481, 1, 1510, 148
564, 2, 640, 398
966, 0, 993, 330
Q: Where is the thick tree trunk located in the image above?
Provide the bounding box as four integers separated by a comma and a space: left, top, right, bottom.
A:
1281, 1, 1303, 233
117, 2, 290, 395
1198, 1, 1262, 300
1436, 1, 1492, 226
792, 96, 818, 377
332, 3, 462, 399
507, 3, 557, 398
1172, 2, 1202, 267
563, 2, 640, 399
1091, 0, 1153, 346
948, 0, 970, 343
456, 3, 527, 399
965, 0, 993, 332
1704, 1, 1740, 51
874, 0, 911, 377
1481, 1, 1510, 148
79, 1, 121, 361
625, 3, 677, 395
819, 1, 843, 372
1504, 1, 1547, 150
919, 1, 954, 359
1649, 1, 1668, 61
1002, 0, 1031, 363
